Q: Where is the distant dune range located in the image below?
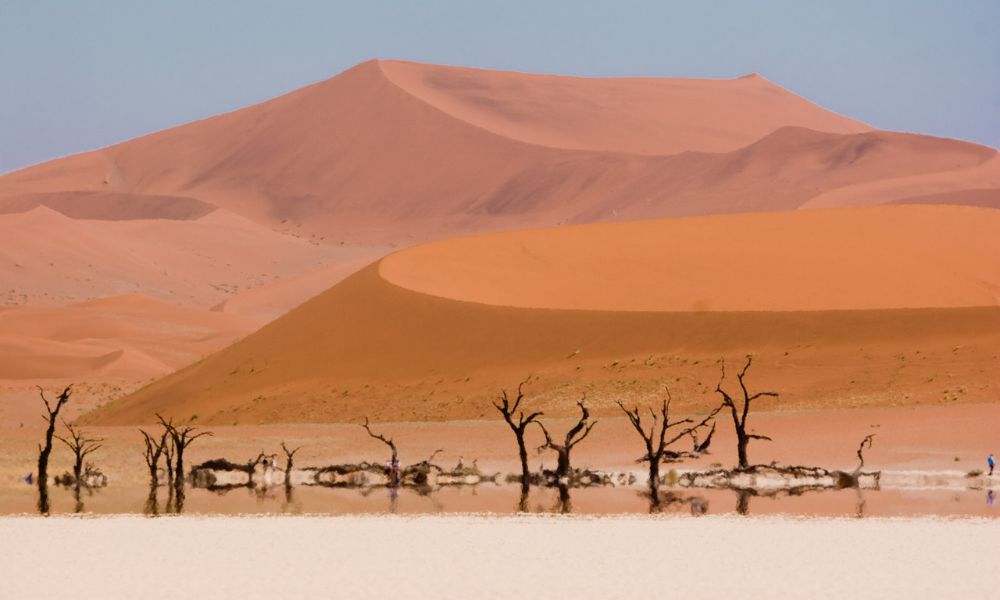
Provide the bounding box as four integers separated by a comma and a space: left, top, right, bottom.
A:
2, 59, 998, 392
83, 205, 1000, 425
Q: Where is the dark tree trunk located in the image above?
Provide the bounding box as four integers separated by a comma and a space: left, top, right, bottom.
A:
736, 490, 751, 516
556, 484, 572, 514
175, 449, 185, 485
554, 448, 571, 480
517, 437, 530, 486
36, 385, 72, 515
737, 434, 749, 470
493, 380, 543, 490
517, 487, 530, 513
37, 443, 52, 515
144, 482, 159, 516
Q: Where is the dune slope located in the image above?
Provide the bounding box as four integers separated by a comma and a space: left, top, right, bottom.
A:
84, 205, 1000, 425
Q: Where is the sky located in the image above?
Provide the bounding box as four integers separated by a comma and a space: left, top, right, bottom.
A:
1, 0, 998, 174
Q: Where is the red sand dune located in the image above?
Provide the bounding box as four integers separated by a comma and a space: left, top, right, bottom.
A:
0, 205, 346, 307
0, 294, 255, 380
3, 60, 994, 246
84, 205, 1000, 425
2, 59, 997, 388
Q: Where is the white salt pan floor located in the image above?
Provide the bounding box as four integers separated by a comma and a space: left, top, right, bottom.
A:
1, 515, 997, 599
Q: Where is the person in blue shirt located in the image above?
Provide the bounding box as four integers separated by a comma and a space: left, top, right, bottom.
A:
989, 453, 995, 476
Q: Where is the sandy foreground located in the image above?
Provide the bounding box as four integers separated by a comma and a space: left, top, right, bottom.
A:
0, 515, 997, 600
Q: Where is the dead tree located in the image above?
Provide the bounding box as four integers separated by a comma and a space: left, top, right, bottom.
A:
36, 385, 72, 514
281, 442, 302, 503
361, 417, 399, 484
55, 420, 103, 489
157, 414, 212, 484
492, 380, 543, 490
162, 433, 175, 487
536, 397, 596, 483
280, 442, 301, 482
715, 356, 777, 470
617, 388, 720, 488
140, 428, 169, 487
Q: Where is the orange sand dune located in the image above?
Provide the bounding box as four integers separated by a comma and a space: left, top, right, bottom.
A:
381, 205, 1000, 312
379, 60, 871, 154
3, 60, 998, 389
85, 205, 1000, 426
0, 294, 255, 380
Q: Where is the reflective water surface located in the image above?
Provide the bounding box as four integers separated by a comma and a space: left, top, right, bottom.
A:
1, 481, 997, 518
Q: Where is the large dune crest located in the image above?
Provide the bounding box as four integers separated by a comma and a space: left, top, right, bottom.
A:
380, 205, 1000, 312
4, 59, 994, 246
379, 60, 872, 155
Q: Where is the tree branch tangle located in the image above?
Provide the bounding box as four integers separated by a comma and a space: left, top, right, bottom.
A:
537, 396, 596, 483
617, 387, 720, 489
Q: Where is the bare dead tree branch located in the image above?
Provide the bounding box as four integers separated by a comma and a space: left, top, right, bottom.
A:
715, 355, 778, 469
55, 420, 103, 489
157, 413, 213, 485
618, 388, 719, 490
139, 428, 169, 488
537, 396, 596, 482
361, 417, 398, 464
492, 378, 543, 488
854, 434, 876, 475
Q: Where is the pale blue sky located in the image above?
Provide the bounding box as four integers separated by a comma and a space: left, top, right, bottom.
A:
2, 1, 998, 174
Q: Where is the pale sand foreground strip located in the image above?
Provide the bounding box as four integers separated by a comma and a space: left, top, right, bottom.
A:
0, 515, 996, 600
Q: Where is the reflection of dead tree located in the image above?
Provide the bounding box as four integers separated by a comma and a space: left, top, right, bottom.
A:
617, 389, 720, 489
736, 489, 752, 516
281, 442, 301, 509
361, 417, 399, 484
55, 421, 103, 489
642, 489, 709, 516
536, 397, 596, 483
280, 442, 301, 487
246, 451, 267, 487
493, 380, 543, 490
715, 356, 777, 469
36, 385, 72, 514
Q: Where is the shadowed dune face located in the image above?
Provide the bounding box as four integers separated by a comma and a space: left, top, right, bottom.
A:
0, 190, 217, 220
85, 205, 1000, 426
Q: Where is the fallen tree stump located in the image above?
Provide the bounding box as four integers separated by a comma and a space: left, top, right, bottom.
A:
678, 463, 881, 493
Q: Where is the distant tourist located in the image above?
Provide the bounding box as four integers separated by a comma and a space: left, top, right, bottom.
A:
989, 453, 995, 476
